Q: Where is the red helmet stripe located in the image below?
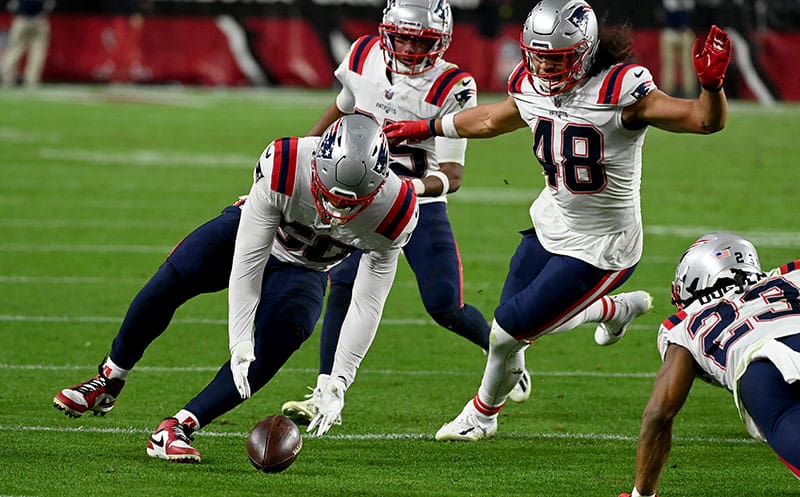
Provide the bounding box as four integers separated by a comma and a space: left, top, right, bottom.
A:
271, 137, 299, 196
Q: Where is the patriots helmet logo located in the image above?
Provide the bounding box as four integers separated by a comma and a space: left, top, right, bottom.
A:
566, 5, 592, 36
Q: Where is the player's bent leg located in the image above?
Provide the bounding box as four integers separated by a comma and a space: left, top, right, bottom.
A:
593, 291, 654, 346
739, 354, 800, 478
146, 417, 202, 463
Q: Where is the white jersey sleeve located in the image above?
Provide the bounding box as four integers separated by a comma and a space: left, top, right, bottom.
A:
329, 246, 403, 387
228, 151, 283, 352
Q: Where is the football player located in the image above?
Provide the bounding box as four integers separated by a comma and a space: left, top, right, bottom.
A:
619, 233, 800, 497
281, 0, 531, 427
383, 0, 732, 441
54, 115, 418, 461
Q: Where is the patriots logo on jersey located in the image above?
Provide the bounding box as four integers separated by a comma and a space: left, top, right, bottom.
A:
566, 5, 593, 36
384, 89, 394, 100
631, 80, 656, 100
454, 87, 475, 107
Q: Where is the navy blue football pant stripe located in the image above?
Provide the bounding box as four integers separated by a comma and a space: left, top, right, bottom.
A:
494, 228, 635, 339
109, 205, 242, 370
318, 202, 490, 375
739, 333, 800, 477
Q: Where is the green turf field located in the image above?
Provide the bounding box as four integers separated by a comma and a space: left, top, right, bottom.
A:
0, 86, 798, 496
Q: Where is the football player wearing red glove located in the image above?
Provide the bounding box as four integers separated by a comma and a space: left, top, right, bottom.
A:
620, 233, 800, 496
385, 0, 732, 443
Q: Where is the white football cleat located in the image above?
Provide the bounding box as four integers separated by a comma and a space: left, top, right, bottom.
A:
594, 291, 653, 346
508, 369, 532, 403
281, 386, 321, 426
435, 402, 497, 442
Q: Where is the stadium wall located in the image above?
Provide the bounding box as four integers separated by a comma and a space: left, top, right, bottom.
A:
0, 14, 798, 100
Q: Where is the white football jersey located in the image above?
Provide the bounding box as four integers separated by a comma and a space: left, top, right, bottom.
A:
228, 136, 419, 381
657, 261, 800, 440
334, 35, 478, 205
509, 62, 657, 269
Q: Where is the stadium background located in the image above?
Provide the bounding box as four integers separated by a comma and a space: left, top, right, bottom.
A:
1, 0, 799, 100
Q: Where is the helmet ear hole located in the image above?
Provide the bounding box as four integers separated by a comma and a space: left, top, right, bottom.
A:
312, 115, 389, 225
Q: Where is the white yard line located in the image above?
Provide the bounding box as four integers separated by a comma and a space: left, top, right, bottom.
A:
0, 423, 755, 445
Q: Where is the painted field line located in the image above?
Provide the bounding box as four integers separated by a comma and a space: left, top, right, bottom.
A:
0, 362, 654, 378
0, 314, 654, 334
0, 424, 756, 445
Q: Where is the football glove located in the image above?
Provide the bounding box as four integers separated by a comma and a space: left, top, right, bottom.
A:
693, 25, 732, 91
230, 341, 255, 399
383, 119, 436, 143
307, 376, 346, 436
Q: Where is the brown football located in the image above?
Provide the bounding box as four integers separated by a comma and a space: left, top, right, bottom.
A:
246, 415, 303, 473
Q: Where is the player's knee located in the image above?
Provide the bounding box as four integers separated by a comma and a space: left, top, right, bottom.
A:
489, 323, 526, 356
429, 308, 462, 330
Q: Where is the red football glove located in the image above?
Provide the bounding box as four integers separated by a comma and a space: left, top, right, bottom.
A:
693, 25, 732, 91
383, 119, 436, 143
619, 494, 633, 497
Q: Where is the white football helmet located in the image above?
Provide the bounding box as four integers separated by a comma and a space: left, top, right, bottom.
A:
379, 0, 452, 76
671, 232, 763, 309
311, 114, 389, 225
520, 0, 599, 96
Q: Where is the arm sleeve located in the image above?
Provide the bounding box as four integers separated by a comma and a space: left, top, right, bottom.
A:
434, 70, 477, 165
227, 180, 282, 352
328, 246, 402, 387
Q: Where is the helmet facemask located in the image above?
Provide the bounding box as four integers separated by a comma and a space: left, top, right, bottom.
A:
670, 232, 764, 309
379, 0, 452, 76
311, 115, 389, 226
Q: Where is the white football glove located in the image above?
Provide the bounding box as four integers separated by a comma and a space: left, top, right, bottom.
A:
230, 341, 255, 399
307, 376, 346, 436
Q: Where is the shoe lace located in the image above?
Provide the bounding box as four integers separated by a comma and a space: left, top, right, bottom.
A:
75, 375, 106, 394
173, 423, 195, 443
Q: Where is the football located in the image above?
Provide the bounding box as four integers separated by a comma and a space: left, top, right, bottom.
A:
246, 415, 303, 473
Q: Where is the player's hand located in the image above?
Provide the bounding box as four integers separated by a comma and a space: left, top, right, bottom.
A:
383, 119, 435, 143
693, 25, 732, 91
230, 341, 255, 399
307, 377, 346, 436
618, 494, 633, 497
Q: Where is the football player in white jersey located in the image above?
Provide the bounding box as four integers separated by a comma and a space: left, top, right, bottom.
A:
54, 115, 418, 461
619, 233, 800, 497
384, 0, 732, 441
282, 0, 533, 427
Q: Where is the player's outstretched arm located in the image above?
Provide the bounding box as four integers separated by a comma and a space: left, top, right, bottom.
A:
625, 344, 696, 497
628, 26, 731, 134
384, 96, 527, 142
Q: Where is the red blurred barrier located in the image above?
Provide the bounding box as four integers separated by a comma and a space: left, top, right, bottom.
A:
1, 13, 797, 100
